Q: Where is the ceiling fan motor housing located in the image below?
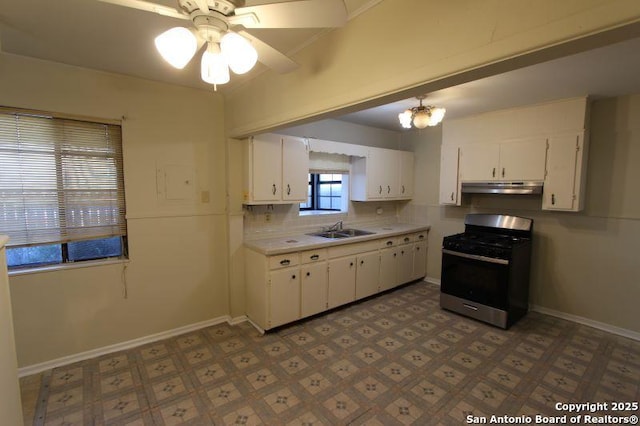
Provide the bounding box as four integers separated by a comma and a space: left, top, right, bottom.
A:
178, 0, 240, 16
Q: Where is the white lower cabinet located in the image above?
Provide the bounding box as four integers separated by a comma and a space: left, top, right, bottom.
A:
328, 256, 356, 309
245, 229, 428, 330
269, 267, 301, 328
355, 251, 380, 299
379, 249, 398, 292
301, 262, 328, 317
412, 240, 428, 280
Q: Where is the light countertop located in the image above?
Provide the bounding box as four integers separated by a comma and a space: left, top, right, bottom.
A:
244, 223, 430, 255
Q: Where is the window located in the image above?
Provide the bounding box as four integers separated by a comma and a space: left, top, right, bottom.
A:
300, 173, 344, 211
0, 107, 127, 270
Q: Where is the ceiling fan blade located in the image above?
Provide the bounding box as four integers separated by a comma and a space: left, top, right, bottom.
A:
234, 0, 347, 29
96, 0, 190, 21
237, 30, 298, 74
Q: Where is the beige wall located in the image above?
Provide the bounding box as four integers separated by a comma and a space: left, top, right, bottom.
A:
279, 119, 400, 150
0, 237, 23, 424
0, 53, 229, 367
403, 94, 640, 334
225, 0, 640, 137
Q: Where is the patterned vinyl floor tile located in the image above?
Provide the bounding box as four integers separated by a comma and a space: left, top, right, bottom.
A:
28, 282, 640, 425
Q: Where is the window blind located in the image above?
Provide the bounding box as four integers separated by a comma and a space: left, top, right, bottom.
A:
0, 109, 126, 247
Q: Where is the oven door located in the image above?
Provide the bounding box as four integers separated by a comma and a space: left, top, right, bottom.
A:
440, 249, 510, 309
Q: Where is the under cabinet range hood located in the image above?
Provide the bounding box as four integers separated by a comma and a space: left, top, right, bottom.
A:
461, 182, 543, 195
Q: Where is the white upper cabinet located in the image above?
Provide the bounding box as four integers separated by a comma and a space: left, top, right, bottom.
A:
499, 137, 547, 181
351, 147, 413, 201
459, 143, 500, 181
282, 136, 309, 201
459, 138, 546, 182
398, 150, 414, 198
243, 134, 309, 204
543, 131, 588, 211
439, 145, 460, 205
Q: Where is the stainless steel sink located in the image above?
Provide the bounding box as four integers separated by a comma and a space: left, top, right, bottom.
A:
308, 228, 375, 239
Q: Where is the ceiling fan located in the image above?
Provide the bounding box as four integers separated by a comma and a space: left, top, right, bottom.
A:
97, 0, 348, 88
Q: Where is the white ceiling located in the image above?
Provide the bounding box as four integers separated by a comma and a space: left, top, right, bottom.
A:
1, 0, 640, 131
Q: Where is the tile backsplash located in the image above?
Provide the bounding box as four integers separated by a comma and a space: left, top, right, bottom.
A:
243, 201, 408, 240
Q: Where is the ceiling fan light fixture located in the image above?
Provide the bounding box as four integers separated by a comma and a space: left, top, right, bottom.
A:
154, 27, 198, 69
201, 43, 230, 87
220, 32, 258, 75
398, 97, 446, 129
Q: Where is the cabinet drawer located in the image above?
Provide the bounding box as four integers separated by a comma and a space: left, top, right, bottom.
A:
399, 234, 414, 245
300, 248, 328, 264
379, 237, 399, 248
413, 232, 428, 243
328, 240, 379, 258
269, 253, 300, 270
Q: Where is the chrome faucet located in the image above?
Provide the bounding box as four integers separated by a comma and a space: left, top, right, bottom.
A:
325, 220, 343, 232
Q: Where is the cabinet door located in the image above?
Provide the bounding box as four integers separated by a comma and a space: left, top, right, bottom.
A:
269, 268, 300, 328
379, 247, 398, 291
300, 262, 327, 318
543, 133, 581, 210
366, 148, 387, 199
282, 137, 309, 201
355, 251, 380, 300
439, 145, 460, 205
327, 257, 356, 309
412, 241, 427, 281
499, 137, 547, 181
252, 136, 282, 201
397, 244, 414, 285
398, 151, 414, 199
383, 149, 400, 198
459, 143, 500, 181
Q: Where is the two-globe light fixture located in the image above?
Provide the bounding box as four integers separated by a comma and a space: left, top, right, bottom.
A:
154, 26, 258, 89
398, 96, 446, 129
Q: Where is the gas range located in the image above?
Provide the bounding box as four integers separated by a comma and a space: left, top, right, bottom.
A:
440, 214, 534, 329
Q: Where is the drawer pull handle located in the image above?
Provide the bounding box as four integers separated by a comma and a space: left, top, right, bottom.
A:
306, 272, 310, 277
418, 234, 424, 240
310, 254, 320, 260
386, 241, 393, 246
350, 262, 354, 267
404, 237, 410, 243
292, 274, 296, 279
360, 260, 364, 265
272, 184, 277, 195
280, 259, 290, 266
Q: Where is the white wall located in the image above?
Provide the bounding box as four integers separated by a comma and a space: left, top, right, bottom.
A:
403, 94, 640, 335
0, 53, 229, 367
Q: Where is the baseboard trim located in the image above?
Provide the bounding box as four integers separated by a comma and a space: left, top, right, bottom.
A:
530, 304, 640, 342
424, 276, 441, 286
18, 315, 248, 378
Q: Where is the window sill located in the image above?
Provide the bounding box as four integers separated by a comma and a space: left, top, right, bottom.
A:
299, 210, 346, 217
8, 257, 129, 277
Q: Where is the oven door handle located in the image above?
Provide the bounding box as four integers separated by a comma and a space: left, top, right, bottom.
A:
442, 249, 509, 265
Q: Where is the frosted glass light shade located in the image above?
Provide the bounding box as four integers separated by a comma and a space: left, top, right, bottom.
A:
201, 43, 230, 85
412, 110, 431, 129
220, 32, 258, 74
428, 107, 446, 126
155, 27, 198, 69
398, 110, 412, 129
